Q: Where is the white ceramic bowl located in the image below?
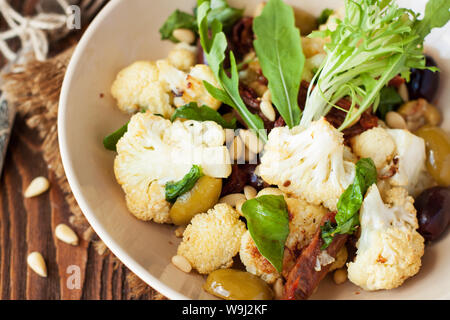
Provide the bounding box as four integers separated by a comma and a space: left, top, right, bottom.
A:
59, 0, 450, 299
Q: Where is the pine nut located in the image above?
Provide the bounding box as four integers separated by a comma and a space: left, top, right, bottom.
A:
174, 226, 185, 238
24, 176, 50, 198
235, 199, 245, 216
239, 130, 264, 154
172, 255, 192, 273
253, 2, 266, 17
55, 224, 79, 246
386, 111, 407, 129
229, 136, 244, 160
243, 185, 257, 200
257, 188, 284, 197
219, 193, 247, 207
260, 100, 276, 121
27, 252, 47, 277
398, 83, 409, 102
333, 268, 347, 285
172, 28, 196, 44
273, 278, 284, 300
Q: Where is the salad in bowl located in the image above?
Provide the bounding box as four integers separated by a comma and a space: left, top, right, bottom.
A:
100, 0, 450, 300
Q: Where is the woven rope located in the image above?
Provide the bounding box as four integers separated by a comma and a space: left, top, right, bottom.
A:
0, 0, 73, 61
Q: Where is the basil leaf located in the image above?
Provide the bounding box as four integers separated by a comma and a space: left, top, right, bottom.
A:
160, 0, 243, 43
242, 195, 289, 273
376, 86, 403, 120
103, 122, 128, 151
253, 0, 304, 128
321, 158, 377, 249
197, 0, 267, 142
207, 0, 243, 31
317, 8, 333, 25
159, 10, 197, 42
171, 102, 236, 129
165, 165, 203, 203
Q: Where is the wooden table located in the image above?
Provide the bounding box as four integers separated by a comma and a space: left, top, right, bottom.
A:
0, 0, 161, 300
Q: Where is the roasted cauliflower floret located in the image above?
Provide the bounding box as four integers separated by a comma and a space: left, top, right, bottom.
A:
168, 42, 197, 72
111, 61, 172, 116
239, 231, 280, 284
111, 59, 221, 117
386, 129, 427, 195
347, 185, 425, 291
239, 194, 328, 283
114, 112, 231, 222
285, 196, 328, 251
351, 127, 396, 169
259, 118, 356, 211
178, 203, 246, 274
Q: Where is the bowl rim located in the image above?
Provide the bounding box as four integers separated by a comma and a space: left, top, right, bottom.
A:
58, 0, 188, 300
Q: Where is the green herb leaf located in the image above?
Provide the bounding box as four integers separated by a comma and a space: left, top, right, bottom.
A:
301, 0, 450, 130
165, 165, 203, 203
159, 10, 197, 42
197, 0, 267, 142
205, 0, 243, 31
321, 158, 377, 249
160, 0, 243, 43
376, 86, 404, 120
103, 122, 128, 151
253, 0, 304, 128
171, 102, 236, 128
242, 195, 289, 273
415, 0, 450, 40
317, 8, 333, 25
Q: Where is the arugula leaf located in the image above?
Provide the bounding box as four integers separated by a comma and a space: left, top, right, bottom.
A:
253, 0, 304, 128
301, 0, 450, 130
242, 195, 289, 273
103, 122, 128, 151
160, 0, 243, 43
171, 102, 236, 128
415, 0, 450, 40
376, 86, 404, 120
321, 158, 377, 249
165, 165, 203, 203
317, 8, 333, 25
197, 0, 267, 142
159, 10, 197, 42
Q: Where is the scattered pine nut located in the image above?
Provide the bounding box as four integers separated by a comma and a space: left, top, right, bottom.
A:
219, 193, 247, 207
239, 130, 264, 154
172, 28, 196, 44
171, 255, 192, 273
243, 185, 257, 200
333, 268, 348, 285
175, 226, 185, 238
260, 100, 276, 121
235, 199, 245, 216
273, 278, 284, 300
253, 2, 266, 17
27, 252, 47, 277
398, 83, 409, 102
229, 136, 244, 160
24, 176, 50, 198
55, 224, 79, 246
257, 187, 284, 197
386, 111, 407, 129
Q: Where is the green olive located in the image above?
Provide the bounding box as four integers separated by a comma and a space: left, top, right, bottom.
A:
416, 126, 450, 186
169, 176, 222, 225
203, 269, 273, 300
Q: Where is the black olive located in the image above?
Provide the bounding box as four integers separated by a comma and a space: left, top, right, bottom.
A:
407, 55, 440, 102
415, 186, 450, 241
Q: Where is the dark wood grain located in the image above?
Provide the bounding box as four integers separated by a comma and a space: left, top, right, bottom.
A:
0, 0, 163, 300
